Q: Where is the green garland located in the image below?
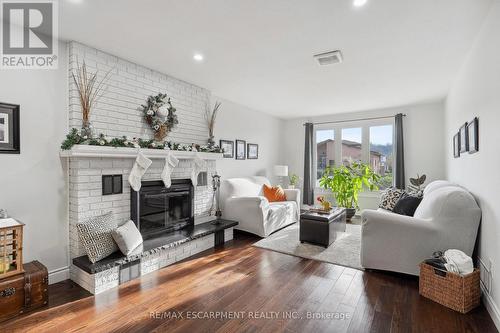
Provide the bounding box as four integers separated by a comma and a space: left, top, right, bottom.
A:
61, 128, 222, 153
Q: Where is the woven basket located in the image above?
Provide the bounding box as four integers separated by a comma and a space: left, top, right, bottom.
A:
419, 262, 480, 313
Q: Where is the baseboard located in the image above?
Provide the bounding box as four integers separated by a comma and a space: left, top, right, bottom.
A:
482, 285, 500, 331
48, 266, 70, 284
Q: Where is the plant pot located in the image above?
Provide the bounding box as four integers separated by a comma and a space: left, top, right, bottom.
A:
345, 208, 356, 222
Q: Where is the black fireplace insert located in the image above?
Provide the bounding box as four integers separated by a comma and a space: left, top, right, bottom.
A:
131, 179, 194, 239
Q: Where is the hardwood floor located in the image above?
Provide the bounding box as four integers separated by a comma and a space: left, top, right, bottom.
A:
3, 232, 497, 333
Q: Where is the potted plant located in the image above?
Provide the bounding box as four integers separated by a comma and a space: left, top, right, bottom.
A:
319, 162, 380, 221
288, 174, 299, 189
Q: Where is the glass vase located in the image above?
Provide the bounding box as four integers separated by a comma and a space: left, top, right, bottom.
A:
81, 121, 94, 139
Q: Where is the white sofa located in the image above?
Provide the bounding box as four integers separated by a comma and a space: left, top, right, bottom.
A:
220, 176, 300, 237
361, 180, 481, 275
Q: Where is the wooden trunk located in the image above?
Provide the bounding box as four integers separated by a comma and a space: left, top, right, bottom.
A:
0, 261, 48, 323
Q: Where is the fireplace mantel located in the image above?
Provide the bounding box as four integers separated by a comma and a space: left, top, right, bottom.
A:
59, 145, 223, 160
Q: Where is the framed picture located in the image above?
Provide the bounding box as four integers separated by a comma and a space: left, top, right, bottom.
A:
459, 122, 468, 153
219, 140, 234, 158
247, 143, 258, 159
453, 133, 460, 158
467, 117, 479, 154
235, 139, 246, 160
0, 103, 20, 154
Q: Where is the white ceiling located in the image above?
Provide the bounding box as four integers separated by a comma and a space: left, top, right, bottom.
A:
59, 0, 492, 119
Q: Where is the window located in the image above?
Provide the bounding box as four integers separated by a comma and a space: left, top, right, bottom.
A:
316, 129, 335, 180
314, 120, 394, 191
370, 125, 393, 189
341, 127, 362, 165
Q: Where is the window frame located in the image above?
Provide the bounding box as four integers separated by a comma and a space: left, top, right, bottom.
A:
313, 118, 395, 192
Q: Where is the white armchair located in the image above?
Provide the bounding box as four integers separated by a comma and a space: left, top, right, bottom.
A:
361, 181, 481, 275
221, 176, 300, 237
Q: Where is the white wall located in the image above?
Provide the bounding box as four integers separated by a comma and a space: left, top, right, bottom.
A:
282, 101, 446, 209
214, 97, 284, 184
445, 1, 500, 327
0, 41, 69, 283
69, 42, 210, 144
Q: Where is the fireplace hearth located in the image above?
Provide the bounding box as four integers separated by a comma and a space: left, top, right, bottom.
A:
131, 179, 194, 239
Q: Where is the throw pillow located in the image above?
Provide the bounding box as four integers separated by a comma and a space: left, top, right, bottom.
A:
406, 187, 424, 198
263, 184, 287, 202
77, 212, 118, 263
393, 193, 423, 216
111, 220, 143, 256
379, 187, 404, 211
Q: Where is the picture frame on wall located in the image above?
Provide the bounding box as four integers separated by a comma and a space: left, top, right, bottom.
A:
459, 122, 468, 153
0, 103, 20, 154
467, 117, 479, 154
453, 133, 460, 158
235, 139, 246, 160
220, 140, 234, 158
247, 143, 259, 159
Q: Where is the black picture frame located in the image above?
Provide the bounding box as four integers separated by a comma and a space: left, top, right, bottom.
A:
219, 140, 234, 158
453, 133, 460, 158
459, 122, 468, 153
235, 139, 246, 160
467, 117, 479, 154
0, 103, 20, 154
247, 143, 259, 159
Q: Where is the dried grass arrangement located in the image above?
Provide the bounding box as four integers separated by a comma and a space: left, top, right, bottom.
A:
72, 60, 112, 136
205, 101, 221, 147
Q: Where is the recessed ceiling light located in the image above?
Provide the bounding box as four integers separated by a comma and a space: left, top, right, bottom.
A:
353, 0, 367, 7
193, 54, 204, 62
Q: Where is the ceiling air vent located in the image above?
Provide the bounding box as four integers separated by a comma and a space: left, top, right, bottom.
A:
314, 50, 343, 66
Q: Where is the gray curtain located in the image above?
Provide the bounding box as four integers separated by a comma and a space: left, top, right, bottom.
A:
303, 123, 314, 205
394, 113, 405, 189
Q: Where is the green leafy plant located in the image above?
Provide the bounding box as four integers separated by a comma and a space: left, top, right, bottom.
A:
289, 174, 299, 186
319, 162, 380, 209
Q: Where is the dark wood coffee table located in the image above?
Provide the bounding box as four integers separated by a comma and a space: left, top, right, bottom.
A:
299, 208, 346, 247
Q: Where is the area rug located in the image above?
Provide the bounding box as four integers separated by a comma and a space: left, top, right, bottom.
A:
252, 224, 362, 270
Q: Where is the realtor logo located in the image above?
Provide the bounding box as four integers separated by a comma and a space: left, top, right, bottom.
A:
1, 0, 58, 69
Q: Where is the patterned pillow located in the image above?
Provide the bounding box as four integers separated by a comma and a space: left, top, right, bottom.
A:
77, 212, 118, 263
406, 187, 424, 198
379, 187, 404, 211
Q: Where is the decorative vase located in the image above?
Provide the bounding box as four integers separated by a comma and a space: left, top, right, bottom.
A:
81, 121, 93, 139
207, 135, 215, 148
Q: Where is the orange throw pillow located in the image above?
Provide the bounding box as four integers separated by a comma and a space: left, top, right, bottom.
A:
263, 184, 287, 202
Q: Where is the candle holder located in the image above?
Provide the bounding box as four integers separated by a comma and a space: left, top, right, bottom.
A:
210, 174, 223, 225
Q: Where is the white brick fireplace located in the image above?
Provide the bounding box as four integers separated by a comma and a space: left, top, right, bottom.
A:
61, 42, 236, 294
62, 147, 233, 294
66, 150, 218, 261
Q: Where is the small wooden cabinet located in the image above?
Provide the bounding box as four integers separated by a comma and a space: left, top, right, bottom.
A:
0, 218, 24, 278
0, 261, 48, 323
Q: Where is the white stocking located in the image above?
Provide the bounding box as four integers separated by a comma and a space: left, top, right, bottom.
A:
128, 152, 152, 191
161, 152, 179, 188
191, 154, 206, 187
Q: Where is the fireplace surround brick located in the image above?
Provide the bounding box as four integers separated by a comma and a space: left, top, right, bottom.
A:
65, 42, 232, 295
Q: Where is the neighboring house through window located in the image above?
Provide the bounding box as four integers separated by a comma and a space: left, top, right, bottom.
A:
315, 119, 394, 190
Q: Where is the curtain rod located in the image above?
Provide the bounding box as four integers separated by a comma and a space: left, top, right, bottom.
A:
303, 114, 406, 126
